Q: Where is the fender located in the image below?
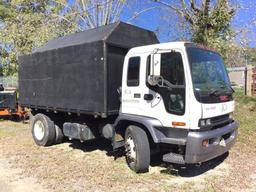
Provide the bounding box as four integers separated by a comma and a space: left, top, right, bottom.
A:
113, 113, 165, 143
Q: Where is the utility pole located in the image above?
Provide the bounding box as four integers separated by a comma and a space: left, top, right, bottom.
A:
96, 1, 99, 27
245, 54, 248, 96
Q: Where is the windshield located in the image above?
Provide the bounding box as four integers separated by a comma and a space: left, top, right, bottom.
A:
187, 47, 231, 93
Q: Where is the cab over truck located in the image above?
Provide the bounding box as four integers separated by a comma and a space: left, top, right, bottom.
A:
19, 22, 238, 173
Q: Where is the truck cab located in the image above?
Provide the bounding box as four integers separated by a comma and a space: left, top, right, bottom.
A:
115, 42, 238, 172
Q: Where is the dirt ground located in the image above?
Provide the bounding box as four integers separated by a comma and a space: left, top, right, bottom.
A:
0, 120, 256, 192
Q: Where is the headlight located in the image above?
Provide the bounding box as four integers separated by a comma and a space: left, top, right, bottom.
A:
200, 119, 206, 127
206, 119, 211, 125
229, 113, 234, 120
199, 119, 211, 127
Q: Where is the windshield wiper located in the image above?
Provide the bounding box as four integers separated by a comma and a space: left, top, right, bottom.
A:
209, 87, 234, 97
209, 89, 221, 96
217, 81, 235, 94
229, 85, 235, 93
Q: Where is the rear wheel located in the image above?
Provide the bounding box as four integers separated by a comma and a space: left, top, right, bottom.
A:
125, 126, 150, 173
55, 124, 64, 144
32, 113, 56, 146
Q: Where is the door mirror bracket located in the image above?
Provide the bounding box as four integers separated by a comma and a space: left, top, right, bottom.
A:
147, 75, 161, 86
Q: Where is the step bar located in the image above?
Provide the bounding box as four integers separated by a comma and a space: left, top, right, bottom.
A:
163, 152, 185, 164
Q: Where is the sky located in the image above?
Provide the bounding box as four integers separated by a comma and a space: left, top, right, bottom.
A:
120, 0, 256, 48
232, 0, 256, 47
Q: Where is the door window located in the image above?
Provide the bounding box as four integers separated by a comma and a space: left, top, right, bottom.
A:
161, 52, 185, 86
127, 57, 140, 87
162, 52, 185, 115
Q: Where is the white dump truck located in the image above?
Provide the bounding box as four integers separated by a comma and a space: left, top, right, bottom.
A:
19, 22, 238, 173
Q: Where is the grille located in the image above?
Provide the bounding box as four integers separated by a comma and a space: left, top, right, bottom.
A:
211, 114, 230, 125
196, 114, 232, 132
203, 114, 231, 131
210, 121, 231, 130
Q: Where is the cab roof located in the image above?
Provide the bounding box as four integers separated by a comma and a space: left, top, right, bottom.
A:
127, 41, 194, 55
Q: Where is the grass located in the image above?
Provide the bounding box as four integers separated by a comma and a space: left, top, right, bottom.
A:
234, 88, 256, 104
0, 126, 17, 137
233, 88, 256, 151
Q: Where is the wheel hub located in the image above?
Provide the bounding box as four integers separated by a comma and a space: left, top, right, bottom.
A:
126, 136, 136, 161
34, 120, 45, 140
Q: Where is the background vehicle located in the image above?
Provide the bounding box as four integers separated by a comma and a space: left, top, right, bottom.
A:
18, 22, 238, 173
0, 85, 27, 120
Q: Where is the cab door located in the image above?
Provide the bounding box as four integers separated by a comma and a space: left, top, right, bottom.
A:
140, 50, 191, 129
121, 56, 144, 115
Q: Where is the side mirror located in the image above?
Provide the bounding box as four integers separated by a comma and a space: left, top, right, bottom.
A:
147, 52, 161, 86
151, 53, 161, 76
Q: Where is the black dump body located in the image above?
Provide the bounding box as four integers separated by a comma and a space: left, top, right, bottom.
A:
18, 22, 159, 117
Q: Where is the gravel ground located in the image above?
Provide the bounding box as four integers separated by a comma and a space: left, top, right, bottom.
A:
0, 120, 256, 192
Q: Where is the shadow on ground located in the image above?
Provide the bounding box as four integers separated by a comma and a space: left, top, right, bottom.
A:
67, 138, 229, 177
68, 138, 124, 158
151, 152, 229, 177
0, 117, 29, 123
68, 138, 113, 153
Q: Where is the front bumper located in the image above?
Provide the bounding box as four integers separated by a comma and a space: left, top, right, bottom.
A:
184, 121, 238, 164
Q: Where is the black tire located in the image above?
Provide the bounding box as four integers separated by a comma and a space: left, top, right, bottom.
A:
55, 124, 64, 144
125, 125, 150, 173
32, 113, 56, 146
29, 112, 34, 129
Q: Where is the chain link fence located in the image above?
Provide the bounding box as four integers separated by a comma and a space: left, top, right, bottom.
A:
227, 65, 256, 96
0, 76, 18, 88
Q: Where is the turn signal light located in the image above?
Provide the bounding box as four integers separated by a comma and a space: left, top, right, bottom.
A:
202, 139, 209, 147
172, 122, 186, 127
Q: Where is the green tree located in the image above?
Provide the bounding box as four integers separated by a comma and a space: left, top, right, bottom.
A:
0, 0, 129, 76
154, 0, 236, 63
0, 0, 78, 76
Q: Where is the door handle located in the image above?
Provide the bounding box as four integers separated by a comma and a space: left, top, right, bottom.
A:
144, 94, 153, 101
134, 93, 141, 98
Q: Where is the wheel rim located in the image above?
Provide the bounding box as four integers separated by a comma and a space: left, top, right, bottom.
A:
125, 135, 136, 163
34, 120, 45, 141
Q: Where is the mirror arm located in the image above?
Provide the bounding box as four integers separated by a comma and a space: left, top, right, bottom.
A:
147, 75, 185, 89
151, 48, 160, 76
151, 54, 154, 76
147, 75, 159, 86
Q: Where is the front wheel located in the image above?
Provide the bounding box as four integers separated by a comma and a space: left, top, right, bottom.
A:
125, 126, 150, 173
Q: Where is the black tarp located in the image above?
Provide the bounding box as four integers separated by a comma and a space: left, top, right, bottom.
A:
18, 22, 159, 117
